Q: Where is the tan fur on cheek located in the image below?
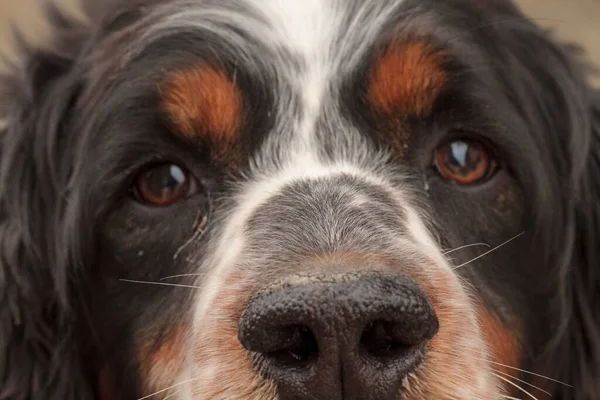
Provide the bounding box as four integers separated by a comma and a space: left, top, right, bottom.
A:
403, 265, 502, 399
137, 324, 187, 396
191, 273, 277, 400
478, 304, 522, 395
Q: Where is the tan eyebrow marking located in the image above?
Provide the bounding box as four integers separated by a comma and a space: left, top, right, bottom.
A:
160, 65, 243, 141
368, 40, 448, 118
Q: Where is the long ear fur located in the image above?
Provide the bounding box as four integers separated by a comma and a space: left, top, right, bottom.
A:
522, 31, 600, 400
553, 88, 600, 400
535, 43, 600, 400
0, 6, 95, 400
484, 4, 600, 398
531, 34, 600, 400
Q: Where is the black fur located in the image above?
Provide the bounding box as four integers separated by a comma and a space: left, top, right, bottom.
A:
0, 6, 95, 399
499, 13, 600, 399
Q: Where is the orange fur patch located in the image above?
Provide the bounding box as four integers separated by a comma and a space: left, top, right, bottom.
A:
405, 264, 500, 399
137, 324, 187, 396
161, 66, 243, 141
478, 304, 522, 393
368, 40, 447, 118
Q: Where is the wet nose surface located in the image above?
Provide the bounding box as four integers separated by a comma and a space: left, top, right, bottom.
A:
238, 273, 439, 400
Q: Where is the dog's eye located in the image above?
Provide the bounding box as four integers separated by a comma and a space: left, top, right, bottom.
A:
434, 139, 495, 185
134, 163, 199, 206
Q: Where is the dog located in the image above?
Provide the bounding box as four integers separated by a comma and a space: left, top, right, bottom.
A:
1, 0, 599, 399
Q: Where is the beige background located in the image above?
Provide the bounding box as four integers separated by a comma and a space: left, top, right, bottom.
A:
0, 0, 599, 85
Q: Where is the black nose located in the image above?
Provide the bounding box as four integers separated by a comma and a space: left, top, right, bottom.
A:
238, 273, 439, 400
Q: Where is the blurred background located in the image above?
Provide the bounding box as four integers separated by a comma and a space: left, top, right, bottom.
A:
0, 0, 599, 86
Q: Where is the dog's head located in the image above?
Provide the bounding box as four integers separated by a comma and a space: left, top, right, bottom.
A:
1, 0, 599, 399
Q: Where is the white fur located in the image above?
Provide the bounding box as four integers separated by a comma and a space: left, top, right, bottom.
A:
258, 0, 341, 149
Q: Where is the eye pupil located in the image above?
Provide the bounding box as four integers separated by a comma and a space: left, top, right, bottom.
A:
435, 139, 493, 185
136, 163, 196, 206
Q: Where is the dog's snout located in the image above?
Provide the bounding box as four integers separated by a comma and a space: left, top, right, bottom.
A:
238, 273, 439, 400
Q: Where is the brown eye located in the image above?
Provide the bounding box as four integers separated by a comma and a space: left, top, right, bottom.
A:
434, 139, 494, 185
135, 163, 199, 206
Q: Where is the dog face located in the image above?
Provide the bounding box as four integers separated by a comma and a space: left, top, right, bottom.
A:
1, 0, 599, 399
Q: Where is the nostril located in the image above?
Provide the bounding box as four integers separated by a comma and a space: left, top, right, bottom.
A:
239, 274, 440, 399
360, 320, 418, 363
265, 325, 318, 368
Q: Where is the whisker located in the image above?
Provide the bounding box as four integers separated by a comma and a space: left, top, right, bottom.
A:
137, 379, 197, 400
173, 212, 209, 260
494, 373, 538, 400
160, 273, 204, 281
120, 279, 203, 290
502, 396, 523, 400
477, 358, 572, 387
163, 390, 181, 400
495, 369, 552, 396
452, 232, 525, 270
443, 242, 491, 255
